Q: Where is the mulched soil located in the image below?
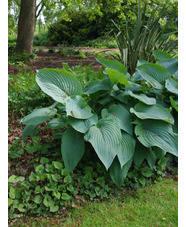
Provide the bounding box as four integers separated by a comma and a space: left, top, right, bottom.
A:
13, 47, 118, 74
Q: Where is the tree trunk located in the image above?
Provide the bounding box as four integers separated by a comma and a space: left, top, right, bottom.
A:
16, 0, 36, 54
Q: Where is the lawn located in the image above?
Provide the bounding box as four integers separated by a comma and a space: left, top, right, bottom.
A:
9, 178, 177, 226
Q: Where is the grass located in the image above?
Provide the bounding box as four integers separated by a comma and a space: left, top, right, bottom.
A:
9, 178, 177, 226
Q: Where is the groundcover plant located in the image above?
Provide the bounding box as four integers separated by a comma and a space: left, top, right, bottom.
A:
21, 50, 178, 188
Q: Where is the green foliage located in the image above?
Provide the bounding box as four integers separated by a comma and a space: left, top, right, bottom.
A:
48, 47, 55, 53
112, 1, 178, 74
33, 33, 49, 47
8, 70, 52, 115
21, 51, 178, 188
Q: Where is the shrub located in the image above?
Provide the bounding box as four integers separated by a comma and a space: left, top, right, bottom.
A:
21, 51, 178, 188
33, 33, 48, 47
112, 0, 178, 75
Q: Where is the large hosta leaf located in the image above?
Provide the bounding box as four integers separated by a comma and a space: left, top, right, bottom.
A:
109, 157, 132, 188
84, 119, 122, 170
96, 58, 127, 75
157, 59, 178, 76
36, 69, 82, 103
117, 132, 136, 167
101, 104, 133, 135
65, 96, 93, 119
152, 50, 173, 61
106, 69, 131, 86
61, 127, 85, 173
22, 124, 39, 141
68, 114, 98, 133
165, 78, 178, 95
47, 116, 68, 129
137, 63, 170, 89
83, 77, 112, 94
21, 107, 57, 125
135, 120, 178, 157
130, 102, 174, 124
133, 142, 156, 169
128, 90, 156, 105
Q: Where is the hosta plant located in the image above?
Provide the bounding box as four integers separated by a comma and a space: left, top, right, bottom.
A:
21, 50, 178, 188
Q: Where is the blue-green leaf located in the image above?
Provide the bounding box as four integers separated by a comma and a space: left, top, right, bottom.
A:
135, 120, 178, 157
21, 107, 57, 125
84, 119, 122, 170
130, 102, 174, 124
109, 158, 132, 188
62, 127, 85, 173
36, 69, 82, 103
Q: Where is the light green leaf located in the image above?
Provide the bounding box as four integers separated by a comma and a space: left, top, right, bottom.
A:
84, 119, 122, 170
83, 77, 112, 94
65, 96, 93, 119
96, 58, 127, 75
8, 198, 13, 207
61, 193, 71, 200
52, 161, 63, 169
170, 97, 178, 111
165, 78, 178, 95
130, 102, 174, 124
62, 127, 85, 173
33, 195, 42, 204
109, 158, 132, 188
64, 175, 72, 184
36, 69, 82, 103
48, 116, 68, 129
106, 68, 131, 86
101, 104, 133, 135
137, 63, 170, 89
135, 120, 178, 157
53, 191, 61, 199
68, 114, 98, 133
50, 205, 59, 212
21, 107, 57, 125
8, 175, 25, 183
128, 90, 156, 105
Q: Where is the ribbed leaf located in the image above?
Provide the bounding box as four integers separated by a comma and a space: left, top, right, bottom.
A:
165, 78, 178, 95
96, 58, 127, 75
68, 114, 98, 133
128, 90, 156, 105
157, 59, 178, 76
22, 124, 39, 141
61, 127, 85, 173
48, 117, 68, 129
130, 102, 174, 124
36, 69, 82, 103
101, 104, 133, 135
109, 157, 132, 188
137, 63, 170, 89
84, 119, 122, 170
106, 69, 131, 86
65, 96, 93, 119
83, 77, 111, 94
135, 120, 178, 157
117, 132, 136, 167
21, 108, 57, 125
152, 50, 173, 61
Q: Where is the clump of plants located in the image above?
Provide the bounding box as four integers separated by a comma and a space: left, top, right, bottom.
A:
20, 50, 178, 189
48, 47, 55, 53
